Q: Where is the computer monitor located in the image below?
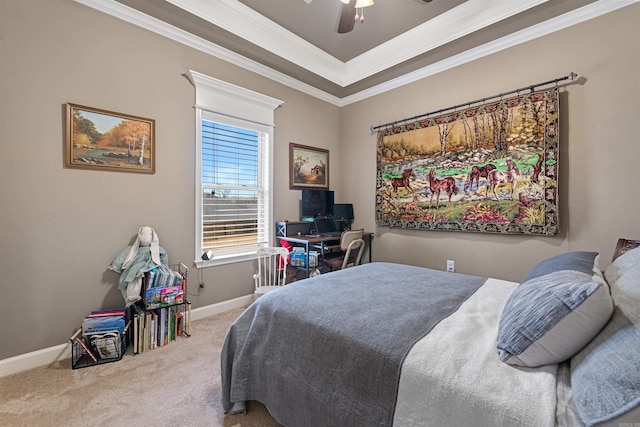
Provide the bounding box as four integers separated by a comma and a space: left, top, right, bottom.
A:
300, 189, 334, 219
333, 203, 354, 220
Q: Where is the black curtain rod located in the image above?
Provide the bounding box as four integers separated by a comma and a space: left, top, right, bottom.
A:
371, 72, 578, 132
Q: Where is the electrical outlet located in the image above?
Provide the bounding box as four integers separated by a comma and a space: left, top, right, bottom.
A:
446, 260, 455, 272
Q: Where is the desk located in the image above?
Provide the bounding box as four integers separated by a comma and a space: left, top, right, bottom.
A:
278, 232, 374, 278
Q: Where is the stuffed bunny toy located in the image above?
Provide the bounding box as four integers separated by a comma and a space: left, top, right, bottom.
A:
109, 226, 168, 306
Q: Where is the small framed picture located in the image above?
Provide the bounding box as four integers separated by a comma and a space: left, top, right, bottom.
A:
65, 103, 155, 173
289, 143, 329, 189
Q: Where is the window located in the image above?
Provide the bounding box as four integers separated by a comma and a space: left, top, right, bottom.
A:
199, 113, 269, 262
188, 71, 282, 266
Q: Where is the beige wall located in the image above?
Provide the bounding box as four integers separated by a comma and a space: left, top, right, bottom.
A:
339, 4, 640, 280
0, 0, 339, 359
0, 0, 638, 360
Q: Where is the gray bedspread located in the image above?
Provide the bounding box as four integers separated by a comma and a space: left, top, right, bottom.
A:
221, 262, 486, 426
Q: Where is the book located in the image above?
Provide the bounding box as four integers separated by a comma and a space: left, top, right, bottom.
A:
88, 332, 120, 360
175, 311, 184, 337
147, 266, 184, 289
131, 305, 142, 354
144, 311, 151, 352
169, 306, 176, 342
156, 308, 163, 348
144, 285, 184, 309
150, 311, 157, 350
166, 307, 171, 344
82, 315, 125, 335
85, 308, 126, 317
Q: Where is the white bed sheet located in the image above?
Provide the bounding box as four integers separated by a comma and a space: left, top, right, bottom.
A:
394, 278, 558, 427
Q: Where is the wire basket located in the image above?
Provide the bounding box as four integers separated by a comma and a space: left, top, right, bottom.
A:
142, 263, 188, 310
69, 321, 130, 369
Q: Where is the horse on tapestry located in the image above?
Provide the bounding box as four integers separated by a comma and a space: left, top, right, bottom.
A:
391, 168, 416, 195
487, 159, 520, 199
402, 195, 421, 213
427, 169, 459, 208
464, 163, 497, 191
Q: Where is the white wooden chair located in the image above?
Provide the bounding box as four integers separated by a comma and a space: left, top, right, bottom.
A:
253, 247, 290, 296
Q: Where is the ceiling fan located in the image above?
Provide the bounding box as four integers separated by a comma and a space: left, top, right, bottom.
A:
305, 0, 433, 34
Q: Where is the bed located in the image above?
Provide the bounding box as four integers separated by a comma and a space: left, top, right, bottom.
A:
221, 248, 640, 426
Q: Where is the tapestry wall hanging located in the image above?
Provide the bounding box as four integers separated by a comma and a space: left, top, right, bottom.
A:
375, 87, 559, 235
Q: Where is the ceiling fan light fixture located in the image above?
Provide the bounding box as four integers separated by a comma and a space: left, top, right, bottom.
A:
354, 0, 374, 8
338, 0, 372, 33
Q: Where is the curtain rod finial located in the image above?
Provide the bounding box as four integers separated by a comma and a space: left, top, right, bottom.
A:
569, 72, 577, 81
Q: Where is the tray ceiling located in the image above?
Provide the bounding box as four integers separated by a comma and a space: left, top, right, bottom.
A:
75, 0, 634, 105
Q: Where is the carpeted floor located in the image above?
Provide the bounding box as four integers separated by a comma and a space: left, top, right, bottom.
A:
0, 307, 282, 427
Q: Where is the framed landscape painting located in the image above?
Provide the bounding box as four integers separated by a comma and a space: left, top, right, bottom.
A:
65, 103, 155, 173
289, 143, 329, 189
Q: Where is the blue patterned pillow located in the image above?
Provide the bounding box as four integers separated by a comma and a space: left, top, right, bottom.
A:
570, 250, 640, 426
497, 252, 613, 367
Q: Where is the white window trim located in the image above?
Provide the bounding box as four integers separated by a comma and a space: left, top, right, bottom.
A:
187, 70, 283, 268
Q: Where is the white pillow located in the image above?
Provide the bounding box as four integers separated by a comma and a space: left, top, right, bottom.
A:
604, 245, 640, 285
497, 252, 613, 367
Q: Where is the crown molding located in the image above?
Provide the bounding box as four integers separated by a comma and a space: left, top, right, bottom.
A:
167, 0, 549, 87
342, 0, 637, 106
344, 0, 548, 85
167, 0, 348, 86
74, 0, 639, 107
74, 0, 343, 105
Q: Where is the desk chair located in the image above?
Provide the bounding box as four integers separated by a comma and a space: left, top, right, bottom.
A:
253, 247, 290, 296
324, 229, 365, 271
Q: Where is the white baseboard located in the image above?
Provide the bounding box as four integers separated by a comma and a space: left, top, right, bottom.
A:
0, 344, 72, 378
0, 295, 253, 378
190, 294, 253, 321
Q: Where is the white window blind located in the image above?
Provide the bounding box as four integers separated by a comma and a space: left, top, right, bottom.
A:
188, 70, 283, 266
201, 114, 269, 258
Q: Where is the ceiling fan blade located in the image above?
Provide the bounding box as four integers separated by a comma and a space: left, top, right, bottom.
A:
337, 1, 356, 34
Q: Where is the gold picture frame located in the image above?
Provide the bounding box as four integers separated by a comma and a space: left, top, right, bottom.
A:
65, 103, 155, 173
289, 143, 329, 189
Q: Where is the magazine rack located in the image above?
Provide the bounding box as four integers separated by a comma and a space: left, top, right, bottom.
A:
130, 262, 191, 354
69, 320, 130, 369
69, 263, 190, 368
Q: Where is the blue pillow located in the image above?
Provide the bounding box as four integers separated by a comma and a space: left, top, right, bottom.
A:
524, 250, 602, 281
570, 250, 640, 426
497, 252, 613, 367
